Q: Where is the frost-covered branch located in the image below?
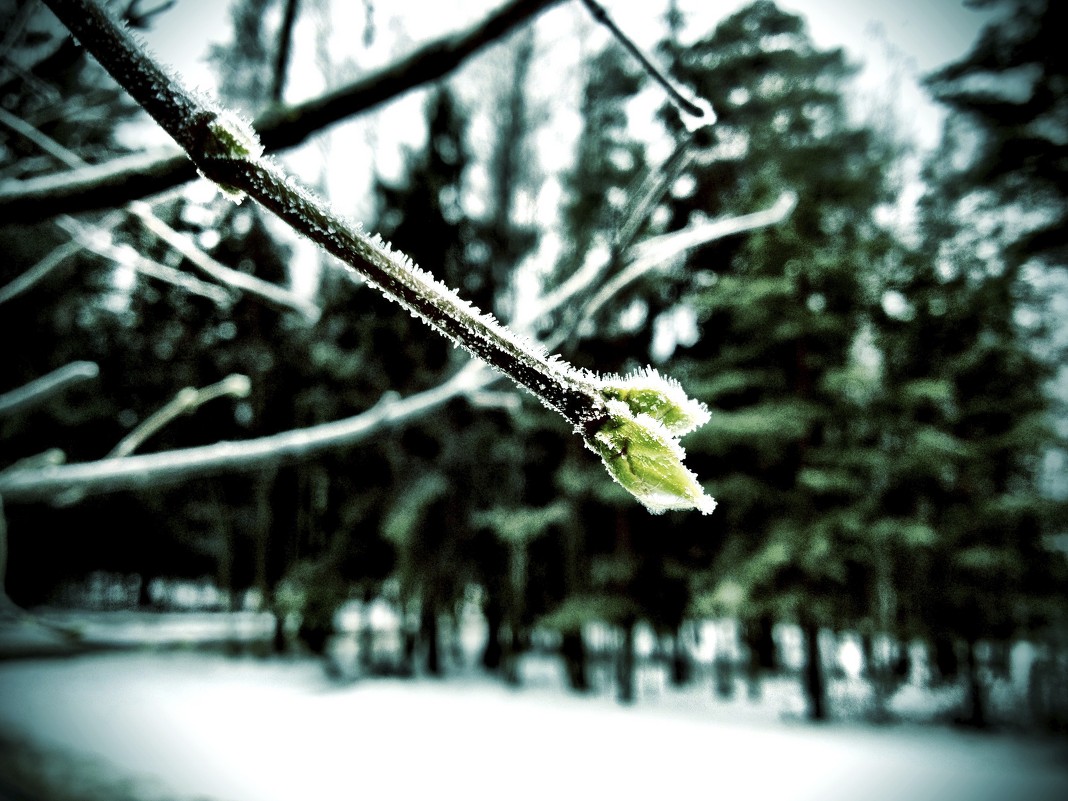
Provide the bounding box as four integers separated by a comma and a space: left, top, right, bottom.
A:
42, 373, 254, 506
55, 215, 234, 307
129, 203, 319, 320
0, 210, 124, 305
109, 374, 252, 459
4, 0, 720, 515
580, 0, 714, 129
0, 361, 100, 417
0, 363, 494, 503
0, 109, 319, 319
528, 191, 798, 345
0, 0, 564, 223
576, 191, 799, 332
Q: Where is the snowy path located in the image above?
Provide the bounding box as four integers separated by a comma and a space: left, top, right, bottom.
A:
1, 652, 1066, 801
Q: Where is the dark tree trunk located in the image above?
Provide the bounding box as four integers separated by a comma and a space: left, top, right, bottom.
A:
400, 625, 417, 677
421, 598, 442, 677
358, 605, 375, 673
617, 621, 636, 704
670, 629, 692, 687
749, 615, 779, 670
958, 637, 988, 728
744, 616, 777, 700
802, 618, 828, 722
713, 655, 735, 699
482, 598, 503, 672
933, 634, 959, 684
562, 630, 589, 692
502, 626, 521, 686
137, 573, 154, 608
860, 632, 875, 678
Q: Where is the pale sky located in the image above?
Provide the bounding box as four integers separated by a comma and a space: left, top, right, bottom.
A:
138, 0, 995, 176
142, 0, 993, 113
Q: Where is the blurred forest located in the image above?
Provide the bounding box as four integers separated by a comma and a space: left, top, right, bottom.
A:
1, 0, 1066, 732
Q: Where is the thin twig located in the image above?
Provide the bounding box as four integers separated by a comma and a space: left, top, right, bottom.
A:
109, 374, 251, 459
55, 215, 235, 307
614, 140, 697, 255
129, 204, 319, 319
579, 0, 713, 126
0, 363, 494, 503
575, 191, 798, 334
271, 0, 301, 103
0, 361, 100, 417
0, 107, 319, 319
0, 0, 565, 222
0, 211, 124, 305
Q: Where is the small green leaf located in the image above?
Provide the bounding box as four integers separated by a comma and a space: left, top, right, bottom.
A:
599, 367, 710, 435
587, 400, 716, 515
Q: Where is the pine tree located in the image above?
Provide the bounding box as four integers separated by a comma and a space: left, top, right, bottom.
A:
875, 0, 1068, 727
658, 0, 900, 719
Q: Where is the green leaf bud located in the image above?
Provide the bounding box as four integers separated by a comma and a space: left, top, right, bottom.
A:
588, 400, 716, 515
599, 367, 711, 436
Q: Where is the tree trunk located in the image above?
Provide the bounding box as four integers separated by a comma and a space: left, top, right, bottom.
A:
562, 630, 589, 692
670, 627, 692, 687
502, 625, 522, 686
481, 598, 503, 671
271, 606, 287, 654
749, 615, 778, 670
421, 597, 442, 677
802, 618, 828, 722
137, 573, 154, 608
617, 621, 636, 704
744, 616, 777, 700
358, 598, 375, 674
959, 637, 987, 728
713, 655, 735, 700
933, 633, 959, 684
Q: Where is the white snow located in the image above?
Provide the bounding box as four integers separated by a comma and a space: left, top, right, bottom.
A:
1, 652, 1066, 801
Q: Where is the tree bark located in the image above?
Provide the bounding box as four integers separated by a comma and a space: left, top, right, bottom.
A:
481, 597, 504, 671
562, 630, 589, 692
959, 637, 987, 728
420, 596, 442, 677
617, 620, 636, 704
802, 617, 828, 722
933, 633, 959, 684
670, 627, 692, 687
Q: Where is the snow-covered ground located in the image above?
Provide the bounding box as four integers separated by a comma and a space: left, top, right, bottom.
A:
1, 651, 1067, 801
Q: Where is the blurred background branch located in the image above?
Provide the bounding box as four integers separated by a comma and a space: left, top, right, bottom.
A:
0, 361, 100, 417
0, 0, 565, 222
